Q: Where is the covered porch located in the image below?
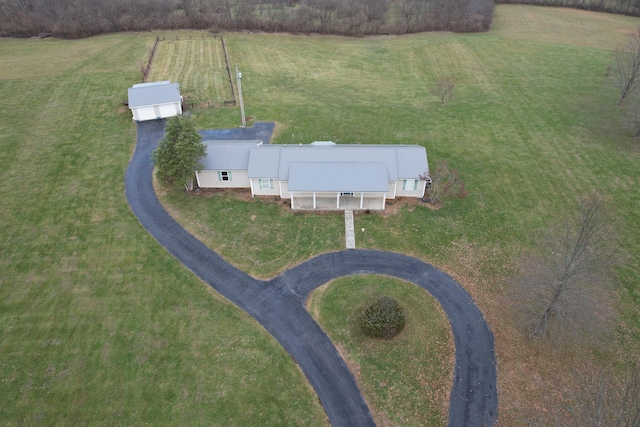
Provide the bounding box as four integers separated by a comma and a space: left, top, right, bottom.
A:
291, 192, 386, 211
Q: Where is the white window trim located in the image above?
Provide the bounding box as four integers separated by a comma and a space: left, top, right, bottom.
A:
260, 178, 273, 190
218, 171, 232, 181
403, 179, 417, 190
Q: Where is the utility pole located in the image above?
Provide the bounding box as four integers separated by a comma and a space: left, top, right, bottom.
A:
236, 64, 246, 128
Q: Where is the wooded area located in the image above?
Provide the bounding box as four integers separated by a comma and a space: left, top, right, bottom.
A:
0, 0, 494, 38
497, 0, 640, 18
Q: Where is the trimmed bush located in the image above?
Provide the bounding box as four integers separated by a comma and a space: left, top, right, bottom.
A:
359, 297, 406, 339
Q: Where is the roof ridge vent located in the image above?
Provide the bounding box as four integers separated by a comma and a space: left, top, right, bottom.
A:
310, 141, 336, 146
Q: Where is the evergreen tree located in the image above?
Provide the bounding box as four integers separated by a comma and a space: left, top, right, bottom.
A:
152, 115, 206, 192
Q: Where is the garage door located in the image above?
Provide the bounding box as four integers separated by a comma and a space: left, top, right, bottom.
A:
133, 106, 157, 122
158, 102, 180, 119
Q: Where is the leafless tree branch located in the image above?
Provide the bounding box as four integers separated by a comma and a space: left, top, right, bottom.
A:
419, 160, 467, 205
430, 78, 456, 104
531, 364, 640, 426
512, 191, 620, 341
616, 27, 640, 106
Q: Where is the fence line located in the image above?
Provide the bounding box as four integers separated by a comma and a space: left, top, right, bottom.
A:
219, 36, 237, 106
141, 36, 160, 82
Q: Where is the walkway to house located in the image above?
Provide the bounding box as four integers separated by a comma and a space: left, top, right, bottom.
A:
345, 211, 355, 249
125, 120, 498, 427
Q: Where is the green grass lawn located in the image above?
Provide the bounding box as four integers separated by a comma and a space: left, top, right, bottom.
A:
2, 5, 640, 425
148, 33, 234, 108
151, 6, 640, 424
157, 186, 346, 279
0, 34, 327, 425
306, 275, 454, 426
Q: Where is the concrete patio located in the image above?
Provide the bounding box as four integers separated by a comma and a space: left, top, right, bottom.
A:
291, 195, 385, 211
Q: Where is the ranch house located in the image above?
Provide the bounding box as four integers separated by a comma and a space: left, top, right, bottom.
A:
127, 81, 182, 122
196, 141, 429, 211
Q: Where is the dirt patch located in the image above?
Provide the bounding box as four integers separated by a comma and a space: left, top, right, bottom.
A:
270, 121, 285, 142
193, 187, 252, 200
192, 187, 437, 216
382, 197, 440, 217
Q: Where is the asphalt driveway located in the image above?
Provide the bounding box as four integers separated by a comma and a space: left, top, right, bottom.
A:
124, 119, 497, 426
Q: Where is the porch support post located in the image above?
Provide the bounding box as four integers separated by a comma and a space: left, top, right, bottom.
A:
337, 193, 340, 209
291, 194, 295, 210
382, 192, 386, 210
249, 178, 255, 196
313, 192, 316, 209
360, 192, 364, 209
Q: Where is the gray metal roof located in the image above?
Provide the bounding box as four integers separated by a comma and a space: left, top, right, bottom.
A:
288, 163, 389, 192
395, 146, 429, 178
128, 81, 181, 108
247, 146, 281, 178
247, 144, 427, 182
132, 81, 171, 88
201, 140, 262, 170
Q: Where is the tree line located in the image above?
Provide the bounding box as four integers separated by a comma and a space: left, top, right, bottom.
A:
0, 0, 494, 39
496, 0, 640, 18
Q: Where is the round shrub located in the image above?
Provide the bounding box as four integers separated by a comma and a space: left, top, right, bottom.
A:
359, 296, 406, 339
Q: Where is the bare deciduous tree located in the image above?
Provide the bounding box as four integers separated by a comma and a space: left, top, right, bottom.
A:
430, 78, 456, 104
563, 365, 640, 427
623, 92, 640, 138
524, 364, 640, 426
419, 161, 467, 205
616, 27, 640, 106
513, 192, 619, 340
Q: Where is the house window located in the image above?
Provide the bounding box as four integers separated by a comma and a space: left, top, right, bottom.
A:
403, 179, 417, 190
260, 178, 273, 190
218, 171, 232, 181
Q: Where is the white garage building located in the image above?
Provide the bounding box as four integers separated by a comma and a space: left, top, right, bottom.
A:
127, 81, 183, 122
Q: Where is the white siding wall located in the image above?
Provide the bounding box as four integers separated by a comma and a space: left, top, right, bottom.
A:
396, 179, 426, 197
279, 181, 292, 199
251, 178, 280, 196
386, 181, 398, 199
196, 170, 250, 188
131, 102, 182, 122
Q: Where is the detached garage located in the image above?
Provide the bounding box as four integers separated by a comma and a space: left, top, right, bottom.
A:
127, 81, 182, 122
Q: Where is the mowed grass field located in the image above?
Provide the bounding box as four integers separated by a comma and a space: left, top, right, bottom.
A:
153, 5, 640, 425
0, 34, 327, 425
1, 5, 640, 426
148, 34, 234, 108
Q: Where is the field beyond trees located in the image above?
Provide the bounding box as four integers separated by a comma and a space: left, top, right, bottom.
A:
1, 5, 640, 425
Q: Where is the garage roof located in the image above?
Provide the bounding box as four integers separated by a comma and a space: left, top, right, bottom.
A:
128, 81, 181, 108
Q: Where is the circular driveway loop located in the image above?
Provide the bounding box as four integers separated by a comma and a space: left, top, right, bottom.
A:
125, 120, 498, 427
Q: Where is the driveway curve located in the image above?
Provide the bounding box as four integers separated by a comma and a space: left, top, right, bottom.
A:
125, 120, 498, 426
